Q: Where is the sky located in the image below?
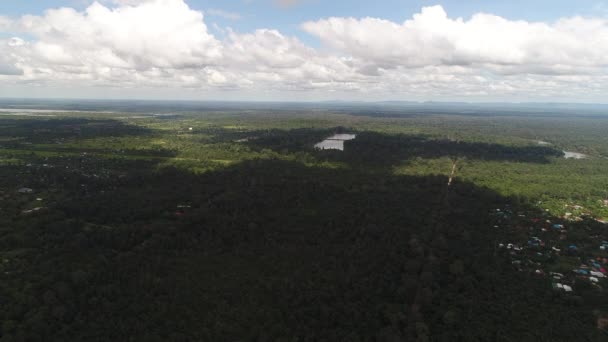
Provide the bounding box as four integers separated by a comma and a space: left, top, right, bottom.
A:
0, 0, 608, 102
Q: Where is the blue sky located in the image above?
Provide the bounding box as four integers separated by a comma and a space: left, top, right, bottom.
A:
1, 0, 608, 101
3, 0, 606, 18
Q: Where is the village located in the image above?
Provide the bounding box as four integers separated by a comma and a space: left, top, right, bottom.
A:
495, 201, 608, 295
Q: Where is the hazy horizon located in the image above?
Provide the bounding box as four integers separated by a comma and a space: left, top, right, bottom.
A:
2, 97, 608, 106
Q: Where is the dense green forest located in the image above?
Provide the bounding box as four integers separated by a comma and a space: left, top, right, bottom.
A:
1, 107, 608, 341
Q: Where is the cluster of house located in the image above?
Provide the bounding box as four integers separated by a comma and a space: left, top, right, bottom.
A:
551, 273, 573, 292
21, 207, 45, 215
562, 204, 589, 222
28, 154, 116, 180
13, 155, 120, 216
558, 203, 608, 225
16, 188, 48, 215
175, 204, 191, 217
494, 205, 608, 294
574, 259, 607, 283
25, 163, 54, 168
597, 200, 608, 224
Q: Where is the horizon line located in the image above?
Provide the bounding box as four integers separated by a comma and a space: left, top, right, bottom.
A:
1, 97, 608, 107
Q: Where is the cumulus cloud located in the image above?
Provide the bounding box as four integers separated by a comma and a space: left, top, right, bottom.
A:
302, 6, 608, 73
19, 0, 221, 69
0, 39, 24, 76
1, 1, 608, 100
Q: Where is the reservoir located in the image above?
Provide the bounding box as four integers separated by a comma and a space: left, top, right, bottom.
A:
315, 134, 356, 151
563, 151, 587, 159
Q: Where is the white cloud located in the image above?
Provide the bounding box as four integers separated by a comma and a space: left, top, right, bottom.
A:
302, 6, 608, 73
1, 2, 608, 101
0, 39, 24, 76
19, 0, 221, 69
0, 15, 13, 30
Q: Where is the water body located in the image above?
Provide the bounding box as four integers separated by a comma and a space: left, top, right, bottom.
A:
315, 134, 356, 151
535, 140, 586, 159
0, 108, 113, 114
563, 151, 587, 159
0, 113, 57, 117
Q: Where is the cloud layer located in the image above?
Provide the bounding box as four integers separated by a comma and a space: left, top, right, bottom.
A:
1, 0, 608, 100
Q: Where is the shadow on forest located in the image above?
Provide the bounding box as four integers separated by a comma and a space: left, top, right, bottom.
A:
241, 128, 564, 165
0, 118, 563, 166
0, 117, 179, 157
340, 131, 563, 165
1, 153, 604, 342
0, 117, 154, 143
